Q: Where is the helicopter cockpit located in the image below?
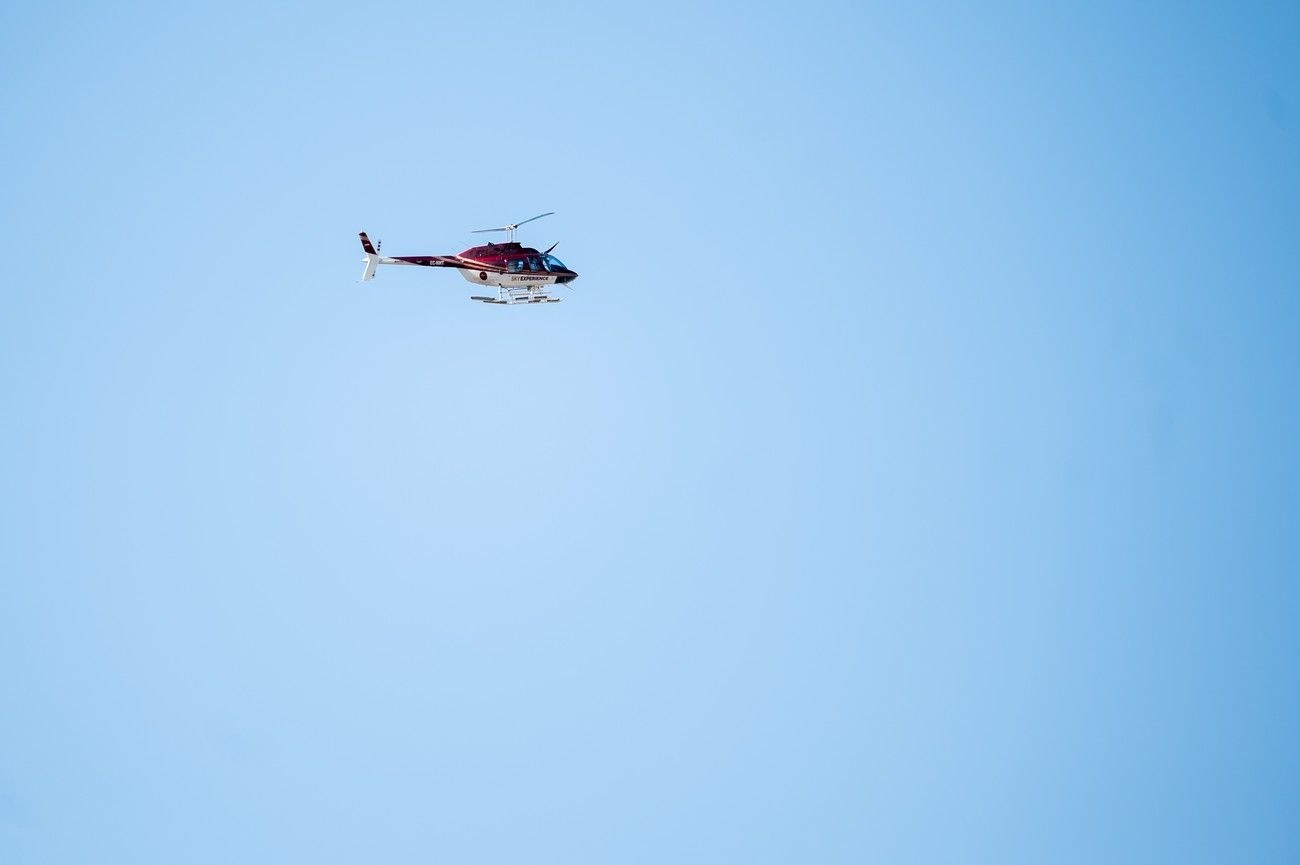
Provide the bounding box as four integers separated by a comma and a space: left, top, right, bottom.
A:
507, 254, 569, 273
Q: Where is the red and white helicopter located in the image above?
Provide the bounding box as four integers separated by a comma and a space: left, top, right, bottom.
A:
358, 212, 578, 305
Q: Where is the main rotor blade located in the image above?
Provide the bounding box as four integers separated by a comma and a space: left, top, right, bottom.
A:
513, 211, 555, 228
470, 213, 555, 234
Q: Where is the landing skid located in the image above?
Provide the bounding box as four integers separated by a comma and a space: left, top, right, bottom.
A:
470, 286, 562, 305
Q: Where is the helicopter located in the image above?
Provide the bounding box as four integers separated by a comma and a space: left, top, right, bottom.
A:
358, 212, 578, 305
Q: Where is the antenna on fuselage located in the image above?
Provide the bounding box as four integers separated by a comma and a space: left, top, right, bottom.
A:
471, 212, 555, 243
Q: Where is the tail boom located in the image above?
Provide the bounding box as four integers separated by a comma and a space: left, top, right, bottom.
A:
357, 231, 464, 281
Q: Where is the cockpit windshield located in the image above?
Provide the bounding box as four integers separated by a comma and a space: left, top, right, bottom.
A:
542, 254, 568, 272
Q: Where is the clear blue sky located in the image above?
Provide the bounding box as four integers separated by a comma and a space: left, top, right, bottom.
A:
2, 2, 1298, 862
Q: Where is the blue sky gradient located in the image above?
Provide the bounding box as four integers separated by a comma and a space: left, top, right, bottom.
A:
2, 2, 1299, 862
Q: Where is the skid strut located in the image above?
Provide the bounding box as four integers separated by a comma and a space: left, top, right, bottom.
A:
471, 284, 562, 305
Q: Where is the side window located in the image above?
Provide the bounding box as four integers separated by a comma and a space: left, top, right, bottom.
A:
528, 257, 542, 272
508, 259, 523, 272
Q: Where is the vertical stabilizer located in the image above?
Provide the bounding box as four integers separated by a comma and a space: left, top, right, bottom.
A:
359, 232, 380, 281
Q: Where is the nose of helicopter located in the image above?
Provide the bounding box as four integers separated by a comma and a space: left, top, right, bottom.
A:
557, 270, 578, 284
